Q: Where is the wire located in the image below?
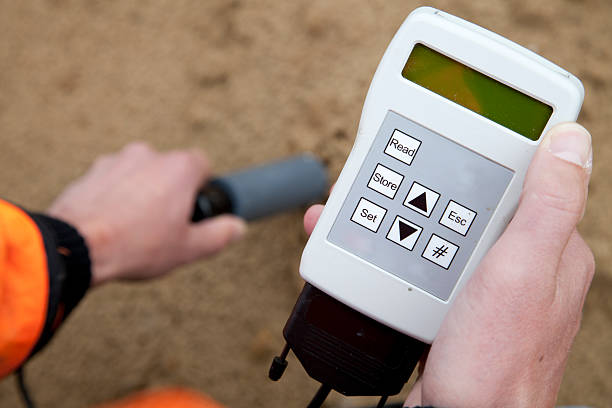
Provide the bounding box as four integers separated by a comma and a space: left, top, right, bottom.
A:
16, 367, 36, 408
279, 343, 290, 360
307, 383, 332, 408
269, 343, 290, 381
376, 395, 388, 408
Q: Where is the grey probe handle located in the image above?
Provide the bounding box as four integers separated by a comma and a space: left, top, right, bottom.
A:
205, 154, 328, 221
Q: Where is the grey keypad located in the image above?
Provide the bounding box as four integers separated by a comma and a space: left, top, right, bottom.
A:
327, 111, 514, 300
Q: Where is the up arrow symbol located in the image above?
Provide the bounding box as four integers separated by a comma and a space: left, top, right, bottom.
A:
408, 192, 428, 213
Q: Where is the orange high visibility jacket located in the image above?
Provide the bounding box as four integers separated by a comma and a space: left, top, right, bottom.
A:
0, 198, 223, 408
0, 199, 91, 377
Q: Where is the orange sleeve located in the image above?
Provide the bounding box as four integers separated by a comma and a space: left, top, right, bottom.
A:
0, 199, 49, 378
94, 388, 226, 408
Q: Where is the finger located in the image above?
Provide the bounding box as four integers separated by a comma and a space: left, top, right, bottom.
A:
119, 141, 156, 163
184, 215, 247, 261
304, 204, 324, 235
121, 141, 154, 155
99, 142, 158, 178
86, 142, 155, 178
87, 154, 114, 176
404, 378, 423, 407
164, 149, 212, 191
301, 182, 334, 235
557, 230, 596, 310
502, 123, 592, 265
185, 148, 211, 187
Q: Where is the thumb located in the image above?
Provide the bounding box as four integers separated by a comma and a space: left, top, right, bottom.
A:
503, 122, 592, 263
185, 215, 247, 261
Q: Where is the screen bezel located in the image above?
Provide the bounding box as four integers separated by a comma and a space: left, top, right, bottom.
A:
401, 43, 554, 141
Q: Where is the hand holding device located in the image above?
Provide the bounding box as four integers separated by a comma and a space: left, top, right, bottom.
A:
305, 123, 595, 407
272, 7, 588, 406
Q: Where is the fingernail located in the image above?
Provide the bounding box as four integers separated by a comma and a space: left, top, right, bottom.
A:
230, 219, 247, 243
544, 123, 592, 171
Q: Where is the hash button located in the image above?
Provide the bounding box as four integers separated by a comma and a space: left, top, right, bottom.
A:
422, 234, 459, 269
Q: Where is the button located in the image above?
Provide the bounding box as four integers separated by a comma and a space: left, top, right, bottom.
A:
350, 197, 387, 233
367, 163, 404, 199
384, 129, 422, 166
403, 181, 440, 217
439, 200, 477, 236
421, 234, 459, 269
386, 216, 422, 251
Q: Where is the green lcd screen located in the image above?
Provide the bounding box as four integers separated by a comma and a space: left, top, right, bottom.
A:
402, 44, 553, 141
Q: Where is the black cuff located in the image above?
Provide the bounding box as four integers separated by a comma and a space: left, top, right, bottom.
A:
27, 213, 92, 356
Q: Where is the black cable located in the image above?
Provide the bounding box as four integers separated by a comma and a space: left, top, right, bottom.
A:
269, 343, 291, 381
376, 395, 389, 408
16, 367, 36, 408
307, 383, 332, 408
279, 343, 290, 360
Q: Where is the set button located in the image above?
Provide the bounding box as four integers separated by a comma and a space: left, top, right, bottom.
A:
367, 163, 404, 199
351, 197, 387, 233
439, 200, 477, 236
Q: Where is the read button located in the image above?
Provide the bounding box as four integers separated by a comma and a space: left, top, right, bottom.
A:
384, 129, 422, 166
351, 198, 387, 233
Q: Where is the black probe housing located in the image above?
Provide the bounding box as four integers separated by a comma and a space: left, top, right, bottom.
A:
270, 284, 426, 398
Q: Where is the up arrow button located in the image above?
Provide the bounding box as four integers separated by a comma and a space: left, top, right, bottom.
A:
404, 181, 441, 218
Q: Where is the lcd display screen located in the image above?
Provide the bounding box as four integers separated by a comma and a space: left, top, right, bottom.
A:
402, 44, 553, 141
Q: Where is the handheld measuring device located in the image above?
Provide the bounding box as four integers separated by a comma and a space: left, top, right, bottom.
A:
270, 7, 584, 404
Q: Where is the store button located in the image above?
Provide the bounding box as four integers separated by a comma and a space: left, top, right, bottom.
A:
367, 163, 404, 199
384, 129, 422, 166
351, 197, 387, 233
439, 200, 477, 236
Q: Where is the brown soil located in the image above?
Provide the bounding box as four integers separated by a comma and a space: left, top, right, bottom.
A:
0, 1, 610, 407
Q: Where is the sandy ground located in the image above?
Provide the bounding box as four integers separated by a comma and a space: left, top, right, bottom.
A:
0, 1, 611, 407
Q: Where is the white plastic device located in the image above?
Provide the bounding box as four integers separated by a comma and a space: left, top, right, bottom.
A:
300, 7, 584, 343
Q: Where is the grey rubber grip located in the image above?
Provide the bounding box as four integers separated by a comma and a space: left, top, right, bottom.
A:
211, 154, 328, 221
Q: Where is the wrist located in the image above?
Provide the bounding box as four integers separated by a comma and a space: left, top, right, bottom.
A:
26, 212, 92, 353
46, 208, 117, 287
71, 220, 118, 287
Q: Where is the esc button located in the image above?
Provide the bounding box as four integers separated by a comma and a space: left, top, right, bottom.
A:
439, 200, 477, 236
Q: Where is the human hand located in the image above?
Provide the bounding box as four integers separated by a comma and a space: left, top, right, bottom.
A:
303, 123, 595, 408
48, 142, 246, 287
